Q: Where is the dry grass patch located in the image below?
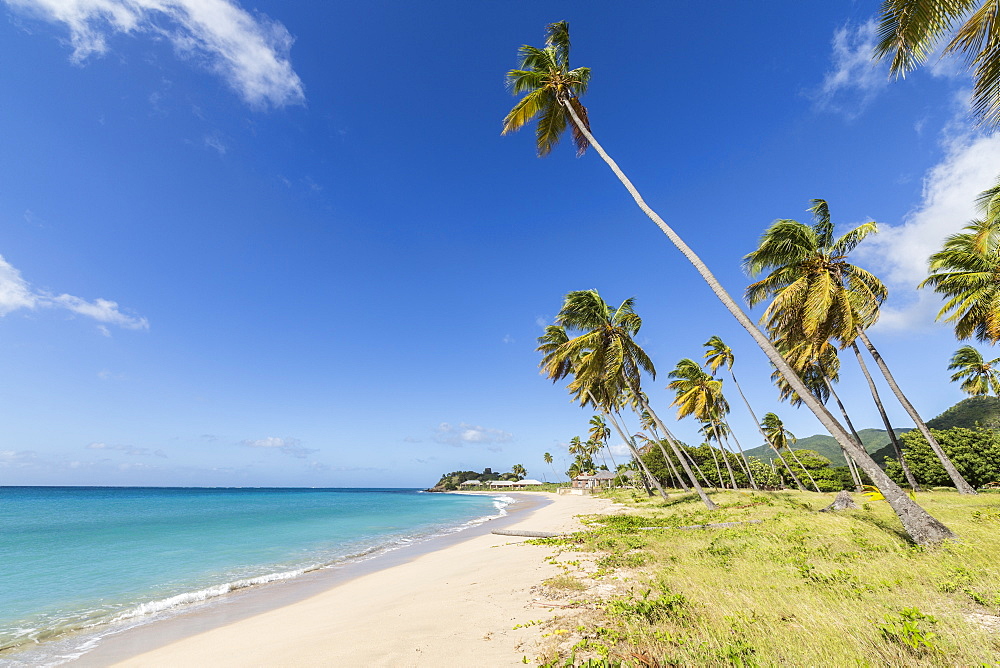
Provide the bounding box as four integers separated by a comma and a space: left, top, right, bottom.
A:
526, 489, 1000, 667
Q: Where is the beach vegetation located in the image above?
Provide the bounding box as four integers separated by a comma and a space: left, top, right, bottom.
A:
884, 427, 1000, 489
503, 22, 953, 543
529, 489, 1000, 666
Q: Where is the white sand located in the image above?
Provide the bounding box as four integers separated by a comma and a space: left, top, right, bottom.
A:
112, 492, 616, 667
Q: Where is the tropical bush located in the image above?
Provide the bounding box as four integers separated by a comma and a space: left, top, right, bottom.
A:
885, 427, 1000, 489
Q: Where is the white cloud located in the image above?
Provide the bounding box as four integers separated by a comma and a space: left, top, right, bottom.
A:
86, 441, 166, 456
608, 443, 631, 457
432, 422, 513, 447
861, 132, 1000, 331
813, 20, 889, 118
4, 0, 305, 108
502, 334, 513, 344
0, 254, 148, 331
241, 436, 317, 459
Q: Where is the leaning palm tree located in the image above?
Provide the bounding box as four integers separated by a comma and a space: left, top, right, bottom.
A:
874, 1, 1000, 126
760, 413, 820, 492
701, 336, 759, 490
668, 358, 735, 488
538, 321, 667, 499
546, 290, 716, 507
589, 414, 618, 472
543, 451, 558, 482
503, 23, 953, 543
745, 199, 974, 496
921, 181, 1000, 343
949, 345, 1000, 396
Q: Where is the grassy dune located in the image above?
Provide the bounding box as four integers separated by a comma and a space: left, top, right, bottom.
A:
531, 490, 1000, 666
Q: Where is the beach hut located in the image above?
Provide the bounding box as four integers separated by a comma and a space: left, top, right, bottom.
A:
487, 480, 515, 488
519, 479, 544, 487
459, 480, 481, 487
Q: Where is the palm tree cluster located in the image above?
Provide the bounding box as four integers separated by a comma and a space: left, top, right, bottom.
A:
507, 21, 969, 545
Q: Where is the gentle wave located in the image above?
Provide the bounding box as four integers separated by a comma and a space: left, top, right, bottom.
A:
0, 493, 518, 666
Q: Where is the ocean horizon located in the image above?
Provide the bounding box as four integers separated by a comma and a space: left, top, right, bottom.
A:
0, 486, 512, 666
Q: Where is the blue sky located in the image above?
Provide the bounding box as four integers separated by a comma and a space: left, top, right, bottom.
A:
0, 1, 998, 487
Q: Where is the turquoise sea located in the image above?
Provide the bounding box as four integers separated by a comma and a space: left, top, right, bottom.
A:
0, 487, 510, 665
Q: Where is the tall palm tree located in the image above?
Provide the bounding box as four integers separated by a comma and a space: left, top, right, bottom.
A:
949, 345, 1000, 396
921, 181, 1000, 343
668, 358, 735, 488
589, 414, 618, 471
546, 290, 716, 506
701, 336, 759, 489
745, 199, 974, 496
543, 451, 558, 482
538, 319, 667, 499
506, 23, 954, 544
874, 1, 1000, 126
760, 413, 820, 492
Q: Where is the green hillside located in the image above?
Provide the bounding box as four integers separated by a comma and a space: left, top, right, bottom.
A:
739, 398, 1000, 468
743, 428, 907, 467
926, 396, 1000, 430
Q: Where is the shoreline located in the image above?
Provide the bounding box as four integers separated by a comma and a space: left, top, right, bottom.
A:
79, 491, 614, 667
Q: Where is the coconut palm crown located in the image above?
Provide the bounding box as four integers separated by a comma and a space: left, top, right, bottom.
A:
743, 199, 886, 348
502, 20, 591, 156
874, 0, 1000, 126
921, 180, 1000, 342
949, 345, 1000, 396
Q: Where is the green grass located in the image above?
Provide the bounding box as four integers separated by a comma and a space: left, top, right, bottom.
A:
532, 489, 1000, 666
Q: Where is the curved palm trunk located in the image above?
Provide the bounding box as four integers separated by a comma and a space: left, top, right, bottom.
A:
723, 430, 757, 489
856, 329, 975, 495
823, 378, 865, 491
707, 441, 726, 489
773, 445, 807, 491
601, 406, 667, 500
729, 367, 767, 489
850, 342, 920, 491
560, 98, 954, 544
715, 436, 739, 489
644, 423, 689, 491
632, 393, 716, 509
784, 445, 822, 493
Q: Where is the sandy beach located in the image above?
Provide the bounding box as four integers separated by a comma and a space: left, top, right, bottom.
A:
92, 492, 616, 667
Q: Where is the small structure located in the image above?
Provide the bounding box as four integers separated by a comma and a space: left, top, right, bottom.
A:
487, 480, 515, 488
459, 480, 481, 487
518, 479, 544, 487
571, 470, 618, 491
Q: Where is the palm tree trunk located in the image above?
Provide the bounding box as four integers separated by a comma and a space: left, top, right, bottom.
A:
644, 424, 689, 491
773, 446, 807, 491
822, 377, 864, 491
706, 442, 726, 489
723, 371, 763, 491
856, 329, 975, 495
850, 342, 920, 491
632, 392, 717, 509
600, 405, 667, 500
723, 430, 758, 490
560, 98, 954, 544
716, 436, 739, 489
